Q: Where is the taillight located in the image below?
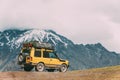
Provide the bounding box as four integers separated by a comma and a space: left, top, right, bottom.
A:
30, 57, 32, 61
27, 56, 32, 61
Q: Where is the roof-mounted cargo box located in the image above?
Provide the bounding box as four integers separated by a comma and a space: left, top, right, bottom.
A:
23, 41, 54, 50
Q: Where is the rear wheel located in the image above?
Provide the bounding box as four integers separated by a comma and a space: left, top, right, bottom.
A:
24, 64, 34, 71
35, 63, 45, 72
59, 64, 68, 72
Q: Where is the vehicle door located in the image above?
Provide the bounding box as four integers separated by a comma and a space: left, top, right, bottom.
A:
49, 52, 60, 67
42, 51, 51, 65
32, 49, 42, 63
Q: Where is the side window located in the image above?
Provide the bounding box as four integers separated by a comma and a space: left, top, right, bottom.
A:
49, 53, 57, 58
34, 50, 41, 57
43, 51, 49, 58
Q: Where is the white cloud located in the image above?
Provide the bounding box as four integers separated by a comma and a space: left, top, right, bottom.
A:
0, 0, 120, 53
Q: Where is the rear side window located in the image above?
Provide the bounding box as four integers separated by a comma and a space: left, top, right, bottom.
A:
34, 50, 41, 57
43, 51, 49, 58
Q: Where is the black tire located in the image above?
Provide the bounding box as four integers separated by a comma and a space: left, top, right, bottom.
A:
47, 69, 55, 72
35, 63, 45, 72
24, 64, 34, 71
59, 64, 68, 72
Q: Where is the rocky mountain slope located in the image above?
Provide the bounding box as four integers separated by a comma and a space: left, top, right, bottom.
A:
0, 29, 120, 71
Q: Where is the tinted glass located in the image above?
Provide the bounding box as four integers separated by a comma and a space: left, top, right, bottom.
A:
43, 51, 49, 58
34, 51, 41, 57
49, 52, 57, 58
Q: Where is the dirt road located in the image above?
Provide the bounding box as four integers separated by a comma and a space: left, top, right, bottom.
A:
1, 65, 120, 80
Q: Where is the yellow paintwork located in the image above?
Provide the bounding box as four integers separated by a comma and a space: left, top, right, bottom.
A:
23, 47, 69, 67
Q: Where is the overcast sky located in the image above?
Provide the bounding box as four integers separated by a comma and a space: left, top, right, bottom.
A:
0, 0, 120, 53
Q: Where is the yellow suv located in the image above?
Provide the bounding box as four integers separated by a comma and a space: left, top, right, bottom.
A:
18, 41, 69, 72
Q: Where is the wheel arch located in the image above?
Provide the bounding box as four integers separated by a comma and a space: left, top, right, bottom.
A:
61, 63, 68, 67
37, 62, 45, 65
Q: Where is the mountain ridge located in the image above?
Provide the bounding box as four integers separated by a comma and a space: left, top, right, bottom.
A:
0, 29, 120, 71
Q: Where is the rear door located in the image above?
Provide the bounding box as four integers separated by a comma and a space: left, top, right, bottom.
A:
32, 49, 42, 63
42, 51, 51, 65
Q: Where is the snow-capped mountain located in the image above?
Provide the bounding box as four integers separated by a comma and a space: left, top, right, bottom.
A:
0, 29, 120, 71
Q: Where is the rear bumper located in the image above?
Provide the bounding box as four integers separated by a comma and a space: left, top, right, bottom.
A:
18, 61, 32, 65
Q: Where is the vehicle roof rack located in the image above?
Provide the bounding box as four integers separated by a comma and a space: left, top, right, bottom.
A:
23, 41, 54, 50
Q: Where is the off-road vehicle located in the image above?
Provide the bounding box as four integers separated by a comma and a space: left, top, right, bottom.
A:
18, 41, 69, 72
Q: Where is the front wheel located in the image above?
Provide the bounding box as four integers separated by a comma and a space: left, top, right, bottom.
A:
59, 64, 68, 72
35, 63, 45, 72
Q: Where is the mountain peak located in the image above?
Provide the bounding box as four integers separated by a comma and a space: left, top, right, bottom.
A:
95, 43, 108, 51
85, 43, 108, 52
0, 29, 73, 49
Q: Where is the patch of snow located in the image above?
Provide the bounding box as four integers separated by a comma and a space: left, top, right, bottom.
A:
0, 42, 4, 46
4, 29, 68, 50
48, 32, 68, 46
51, 38, 57, 45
